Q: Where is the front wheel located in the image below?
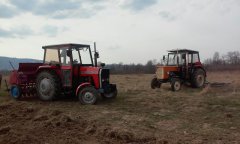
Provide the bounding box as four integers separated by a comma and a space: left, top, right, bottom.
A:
171, 78, 181, 91
102, 89, 117, 99
78, 86, 99, 105
151, 78, 161, 89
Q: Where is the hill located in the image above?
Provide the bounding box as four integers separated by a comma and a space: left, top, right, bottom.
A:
0, 56, 42, 70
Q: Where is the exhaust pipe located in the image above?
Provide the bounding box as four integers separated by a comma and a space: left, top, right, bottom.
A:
94, 42, 99, 67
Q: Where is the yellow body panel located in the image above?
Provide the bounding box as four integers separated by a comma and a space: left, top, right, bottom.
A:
156, 66, 179, 79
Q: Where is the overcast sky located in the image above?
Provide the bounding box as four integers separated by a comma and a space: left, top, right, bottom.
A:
0, 0, 239, 64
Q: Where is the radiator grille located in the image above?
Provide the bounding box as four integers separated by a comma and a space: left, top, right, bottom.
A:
156, 68, 164, 79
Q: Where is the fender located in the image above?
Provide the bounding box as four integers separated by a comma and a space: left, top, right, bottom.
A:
75, 82, 91, 96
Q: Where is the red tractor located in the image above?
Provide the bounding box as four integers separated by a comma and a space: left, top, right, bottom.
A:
9, 43, 117, 104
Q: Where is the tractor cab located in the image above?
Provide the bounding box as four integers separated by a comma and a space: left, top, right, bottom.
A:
43, 44, 95, 67
42, 44, 97, 88
151, 49, 206, 91
166, 49, 201, 67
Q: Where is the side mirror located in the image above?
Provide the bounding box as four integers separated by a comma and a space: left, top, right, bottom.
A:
163, 56, 166, 61
95, 52, 99, 59
67, 50, 72, 57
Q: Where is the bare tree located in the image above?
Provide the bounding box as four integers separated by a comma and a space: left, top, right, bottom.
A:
213, 52, 221, 64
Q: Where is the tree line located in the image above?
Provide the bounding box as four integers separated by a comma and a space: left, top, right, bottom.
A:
204, 51, 240, 71
1, 51, 239, 75
106, 60, 158, 74
107, 51, 240, 74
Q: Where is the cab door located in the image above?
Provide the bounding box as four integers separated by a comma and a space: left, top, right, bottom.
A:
60, 49, 72, 87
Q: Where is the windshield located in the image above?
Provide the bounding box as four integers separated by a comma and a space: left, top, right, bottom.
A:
167, 53, 186, 66
72, 47, 93, 65
60, 49, 71, 65
167, 53, 178, 65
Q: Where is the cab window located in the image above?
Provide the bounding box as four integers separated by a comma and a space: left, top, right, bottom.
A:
60, 49, 71, 65
44, 49, 60, 64
192, 53, 199, 63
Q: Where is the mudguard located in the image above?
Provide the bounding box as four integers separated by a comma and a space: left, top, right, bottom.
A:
75, 82, 91, 96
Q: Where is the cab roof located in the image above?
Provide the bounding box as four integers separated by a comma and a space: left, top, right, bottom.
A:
42, 43, 90, 49
168, 49, 199, 54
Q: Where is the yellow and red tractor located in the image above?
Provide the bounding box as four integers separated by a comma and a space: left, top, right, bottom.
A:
9, 43, 117, 104
151, 49, 206, 91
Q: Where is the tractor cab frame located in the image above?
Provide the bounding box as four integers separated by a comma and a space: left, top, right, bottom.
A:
43, 44, 95, 67
151, 49, 206, 91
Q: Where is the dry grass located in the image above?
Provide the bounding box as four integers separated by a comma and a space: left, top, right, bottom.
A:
0, 76, 8, 96
0, 71, 239, 143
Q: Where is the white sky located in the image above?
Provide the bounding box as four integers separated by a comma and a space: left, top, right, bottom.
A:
0, 0, 239, 64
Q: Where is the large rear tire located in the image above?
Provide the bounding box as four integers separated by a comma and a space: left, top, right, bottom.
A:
191, 69, 205, 88
36, 71, 61, 101
78, 86, 99, 105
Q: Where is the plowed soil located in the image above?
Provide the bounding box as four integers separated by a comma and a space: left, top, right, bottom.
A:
0, 71, 240, 144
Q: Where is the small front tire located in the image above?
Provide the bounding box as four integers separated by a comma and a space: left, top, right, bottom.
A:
78, 86, 99, 105
171, 78, 181, 91
151, 78, 161, 89
102, 89, 117, 99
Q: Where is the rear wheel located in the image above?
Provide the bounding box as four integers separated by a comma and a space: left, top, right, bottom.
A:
151, 78, 161, 89
10, 85, 22, 100
78, 86, 99, 105
171, 78, 181, 91
191, 69, 205, 88
36, 71, 61, 101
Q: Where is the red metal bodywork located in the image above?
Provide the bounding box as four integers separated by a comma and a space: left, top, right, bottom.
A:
9, 63, 43, 96
9, 63, 103, 97
78, 67, 101, 88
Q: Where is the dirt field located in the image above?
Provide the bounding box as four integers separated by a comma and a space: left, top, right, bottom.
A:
0, 71, 239, 144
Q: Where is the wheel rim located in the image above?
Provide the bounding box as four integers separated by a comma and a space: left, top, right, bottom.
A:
197, 75, 204, 86
82, 92, 95, 104
39, 78, 53, 96
174, 81, 181, 91
11, 86, 19, 98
